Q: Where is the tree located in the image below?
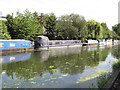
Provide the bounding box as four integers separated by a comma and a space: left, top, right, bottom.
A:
6, 14, 15, 38
56, 20, 78, 40
68, 14, 87, 40
56, 14, 86, 40
86, 20, 112, 40
112, 24, 120, 39
1, 20, 11, 39
101, 23, 112, 39
86, 20, 101, 40
6, 9, 44, 40
44, 13, 57, 40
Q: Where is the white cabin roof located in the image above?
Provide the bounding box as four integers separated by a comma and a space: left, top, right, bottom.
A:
37, 36, 47, 38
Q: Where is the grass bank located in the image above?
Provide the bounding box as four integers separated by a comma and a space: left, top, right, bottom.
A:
96, 59, 120, 88
112, 59, 120, 72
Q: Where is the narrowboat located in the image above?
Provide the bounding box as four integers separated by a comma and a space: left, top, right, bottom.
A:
82, 40, 99, 46
99, 39, 106, 46
99, 39, 113, 46
0, 40, 33, 53
113, 40, 120, 45
113, 40, 120, 43
106, 39, 112, 45
34, 36, 82, 50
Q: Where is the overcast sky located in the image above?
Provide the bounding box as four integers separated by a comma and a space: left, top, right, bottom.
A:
0, 0, 119, 29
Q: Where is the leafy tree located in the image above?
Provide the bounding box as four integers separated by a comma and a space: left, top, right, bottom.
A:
6, 9, 44, 40
112, 24, 120, 39
86, 20, 112, 40
56, 20, 78, 40
101, 23, 112, 39
6, 14, 15, 38
0, 20, 11, 39
56, 14, 86, 40
112, 31, 119, 40
5, 10, 117, 41
86, 20, 101, 40
44, 13, 57, 40
68, 14, 87, 40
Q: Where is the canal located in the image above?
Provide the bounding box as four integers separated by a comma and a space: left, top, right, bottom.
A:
1, 45, 120, 88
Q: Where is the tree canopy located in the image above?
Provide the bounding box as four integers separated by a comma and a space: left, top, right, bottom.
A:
0, 20, 11, 39
112, 24, 120, 39
1, 9, 118, 41
6, 9, 44, 40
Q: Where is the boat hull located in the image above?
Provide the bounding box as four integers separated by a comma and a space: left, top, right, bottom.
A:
35, 44, 82, 51
0, 40, 33, 53
82, 43, 98, 46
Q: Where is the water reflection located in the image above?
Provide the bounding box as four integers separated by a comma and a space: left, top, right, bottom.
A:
1, 45, 119, 88
0, 53, 31, 64
111, 45, 120, 59
38, 47, 82, 61
84, 45, 98, 51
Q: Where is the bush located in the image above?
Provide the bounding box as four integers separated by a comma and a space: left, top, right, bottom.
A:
112, 60, 120, 72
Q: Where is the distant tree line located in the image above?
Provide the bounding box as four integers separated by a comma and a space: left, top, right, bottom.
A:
1, 9, 120, 41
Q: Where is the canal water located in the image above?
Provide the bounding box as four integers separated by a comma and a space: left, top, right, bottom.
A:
1, 45, 120, 88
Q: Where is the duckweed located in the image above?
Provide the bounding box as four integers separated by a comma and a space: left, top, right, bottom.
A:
30, 82, 36, 84
28, 78, 34, 80
49, 66, 54, 68
62, 74, 68, 76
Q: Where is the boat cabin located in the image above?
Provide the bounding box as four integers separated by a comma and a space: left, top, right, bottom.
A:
34, 36, 49, 48
0, 40, 31, 50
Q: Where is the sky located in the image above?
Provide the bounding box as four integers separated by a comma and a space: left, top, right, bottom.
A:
0, 0, 119, 29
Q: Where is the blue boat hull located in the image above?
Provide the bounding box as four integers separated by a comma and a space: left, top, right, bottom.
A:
0, 40, 33, 53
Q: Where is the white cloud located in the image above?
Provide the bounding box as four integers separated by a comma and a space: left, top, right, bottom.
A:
0, 0, 119, 29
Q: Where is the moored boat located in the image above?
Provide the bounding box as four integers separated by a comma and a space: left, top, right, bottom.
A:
82, 40, 98, 46
99, 39, 106, 46
106, 39, 112, 45
99, 39, 113, 46
0, 40, 33, 53
34, 36, 82, 50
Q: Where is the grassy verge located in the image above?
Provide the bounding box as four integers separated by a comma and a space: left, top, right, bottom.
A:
112, 60, 120, 72
96, 59, 120, 88
97, 72, 112, 88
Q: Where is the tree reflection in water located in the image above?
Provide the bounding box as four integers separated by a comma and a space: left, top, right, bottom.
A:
2, 46, 110, 80
111, 45, 120, 59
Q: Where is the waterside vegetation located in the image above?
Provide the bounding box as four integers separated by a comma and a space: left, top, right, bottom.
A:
112, 60, 120, 72
0, 9, 120, 41
95, 59, 120, 88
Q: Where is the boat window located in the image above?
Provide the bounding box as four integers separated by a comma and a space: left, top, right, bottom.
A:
85, 41, 88, 43
20, 44, 23, 46
0, 43, 4, 47
10, 43, 15, 47
49, 42, 52, 45
55, 42, 60, 45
